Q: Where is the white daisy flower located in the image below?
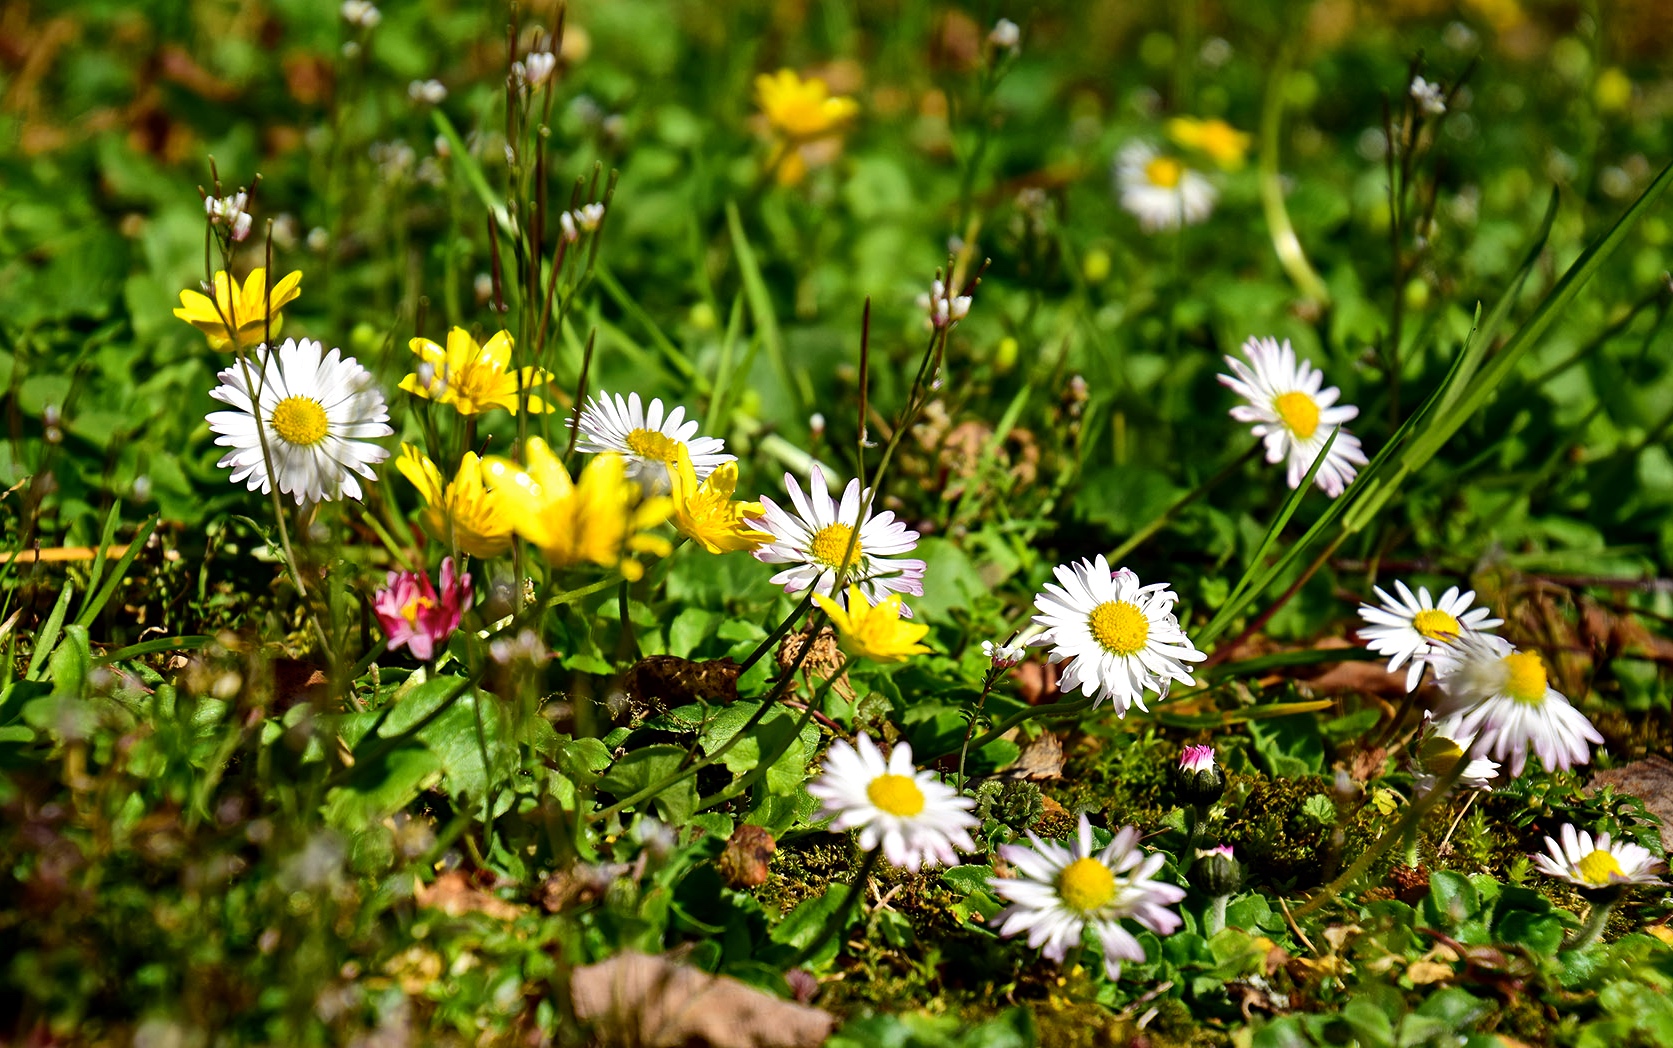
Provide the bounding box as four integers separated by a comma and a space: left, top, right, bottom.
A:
207, 338, 392, 506
1218, 336, 1369, 498
1411, 713, 1499, 797
992, 814, 1186, 980
1534, 824, 1665, 890
571, 391, 732, 492
1114, 141, 1216, 233
1430, 633, 1604, 777
1358, 581, 1504, 691
1030, 555, 1206, 716
806, 734, 977, 872
750, 466, 927, 611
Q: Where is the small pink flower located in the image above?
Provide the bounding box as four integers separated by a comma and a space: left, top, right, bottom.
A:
374, 557, 470, 661
1179, 744, 1216, 774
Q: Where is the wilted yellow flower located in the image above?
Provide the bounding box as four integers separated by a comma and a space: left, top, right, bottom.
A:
812, 585, 930, 663
396, 444, 514, 559
399, 327, 557, 417
1166, 117, 1252, 170
484, 441, 672, 580
755, 69, 858, 186
174, 268, 302, 350
669, 449, 772, 554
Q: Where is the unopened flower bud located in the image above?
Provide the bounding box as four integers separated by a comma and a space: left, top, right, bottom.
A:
1174, 744, 1225, 806
340, 0, 380, 28
989, 18, 1020, 52
408, 79, 447, 105
1190, 844, 1243, 897
524, 51, 557, 87
716, 824, 776, 889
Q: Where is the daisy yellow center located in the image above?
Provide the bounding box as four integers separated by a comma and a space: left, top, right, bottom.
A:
1145, 156, 1184, 189
400, 594, 435, 627
625, 427, 682, 463
1272, 391, 1321, 440
809, 523, 861, 567
866, 774, 925, 817
1088, 600, 1149, 657
271, 396, 329, 447
1411, 608, 1461, 642
1576, 848, 1624, 886
1502, 652, 1547, 704
1057, 857, 1117, 912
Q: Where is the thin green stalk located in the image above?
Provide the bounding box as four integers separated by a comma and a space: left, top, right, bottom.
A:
1564, 892, 1620, 950
956, 672, 1001, 793
1293, 759, 1466, 918
963, 696, 1097, 756
790, 846, 882, 967
1108, 443, 1259, 564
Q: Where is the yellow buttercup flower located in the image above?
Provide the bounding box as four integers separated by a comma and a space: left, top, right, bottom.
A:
174, 268, 303, 350
1165, 117, 1252, 170
812, 585, 931, 664
484, 440, 672, 581
396, 444, 514, 558
669, 450, 772, 554
399, 327, 557, 417
755, 69, 858, 186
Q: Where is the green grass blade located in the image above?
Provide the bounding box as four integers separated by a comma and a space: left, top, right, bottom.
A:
75, 501, 122, 625
594, 266, 700, 383
432, 111, 510, 235
707, 292, 746, 427
726, 201, 810, 425
1200, 429, 1337, 644
74, 515, 159, 630
25, 582, 75, 682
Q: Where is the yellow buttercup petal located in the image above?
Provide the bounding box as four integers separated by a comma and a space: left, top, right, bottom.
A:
812, 585, 930, 663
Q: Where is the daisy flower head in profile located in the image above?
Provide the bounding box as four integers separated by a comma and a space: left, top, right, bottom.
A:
1411, 713, 1499, 799
207, 337, 391, 505
1430, 632, 1604, 776
992, 814, 1186, 980
1030, 555, 1206, 717
1114, 141, 1216, 234
1358, 581, 1504, 691
1218, 336, 1369, 498
1534, 824, 1665, 893
750, 466, 926, 612
573, 391, 733, 493
806, 734, 977, 872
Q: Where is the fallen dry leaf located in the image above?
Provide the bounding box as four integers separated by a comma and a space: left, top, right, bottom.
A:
414, 871, 526, 922
717, 824, 777, 890
1591, 756, 1673, 851
571, 951, 832, 1048
1005, 731, 1064, 780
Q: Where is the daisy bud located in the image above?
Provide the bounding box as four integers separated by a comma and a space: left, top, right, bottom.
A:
524, 51, 558, 87
808, 412, 825, 440
1190, 844, 1243, 898
473, 272, 494, 306
306, 227, 330, 253
988, 18, 1020, 52
1174, 745, 1225, 806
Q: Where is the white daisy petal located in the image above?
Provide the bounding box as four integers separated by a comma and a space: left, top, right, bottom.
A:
572, 389, 733, 492
205, 339, 391, 506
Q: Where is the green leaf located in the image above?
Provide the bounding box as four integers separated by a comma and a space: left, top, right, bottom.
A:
24, 582, 75, 682
1425, 871, 1481, 927
597, 744, 698, 823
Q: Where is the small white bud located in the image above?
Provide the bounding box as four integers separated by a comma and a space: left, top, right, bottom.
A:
1410, 76, 1447, 116
988, 18, 1020, 51
524, 51, 557, 87
306, 227, 330, 252
340, 0, 380, 28
407, 79, 447, 105
559, 211, 579, 243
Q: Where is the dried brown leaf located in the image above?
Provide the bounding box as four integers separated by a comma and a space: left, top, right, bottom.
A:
571, 951, 832, 1048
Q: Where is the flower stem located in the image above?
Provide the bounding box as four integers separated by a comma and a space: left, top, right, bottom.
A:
964, 696, 1097, 756
790, 846, 882, 967
1564, 893, 1620, 951
1206, 894, 1229, 937
1293, 759, 1466, 919
955, 674, 1000, 793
